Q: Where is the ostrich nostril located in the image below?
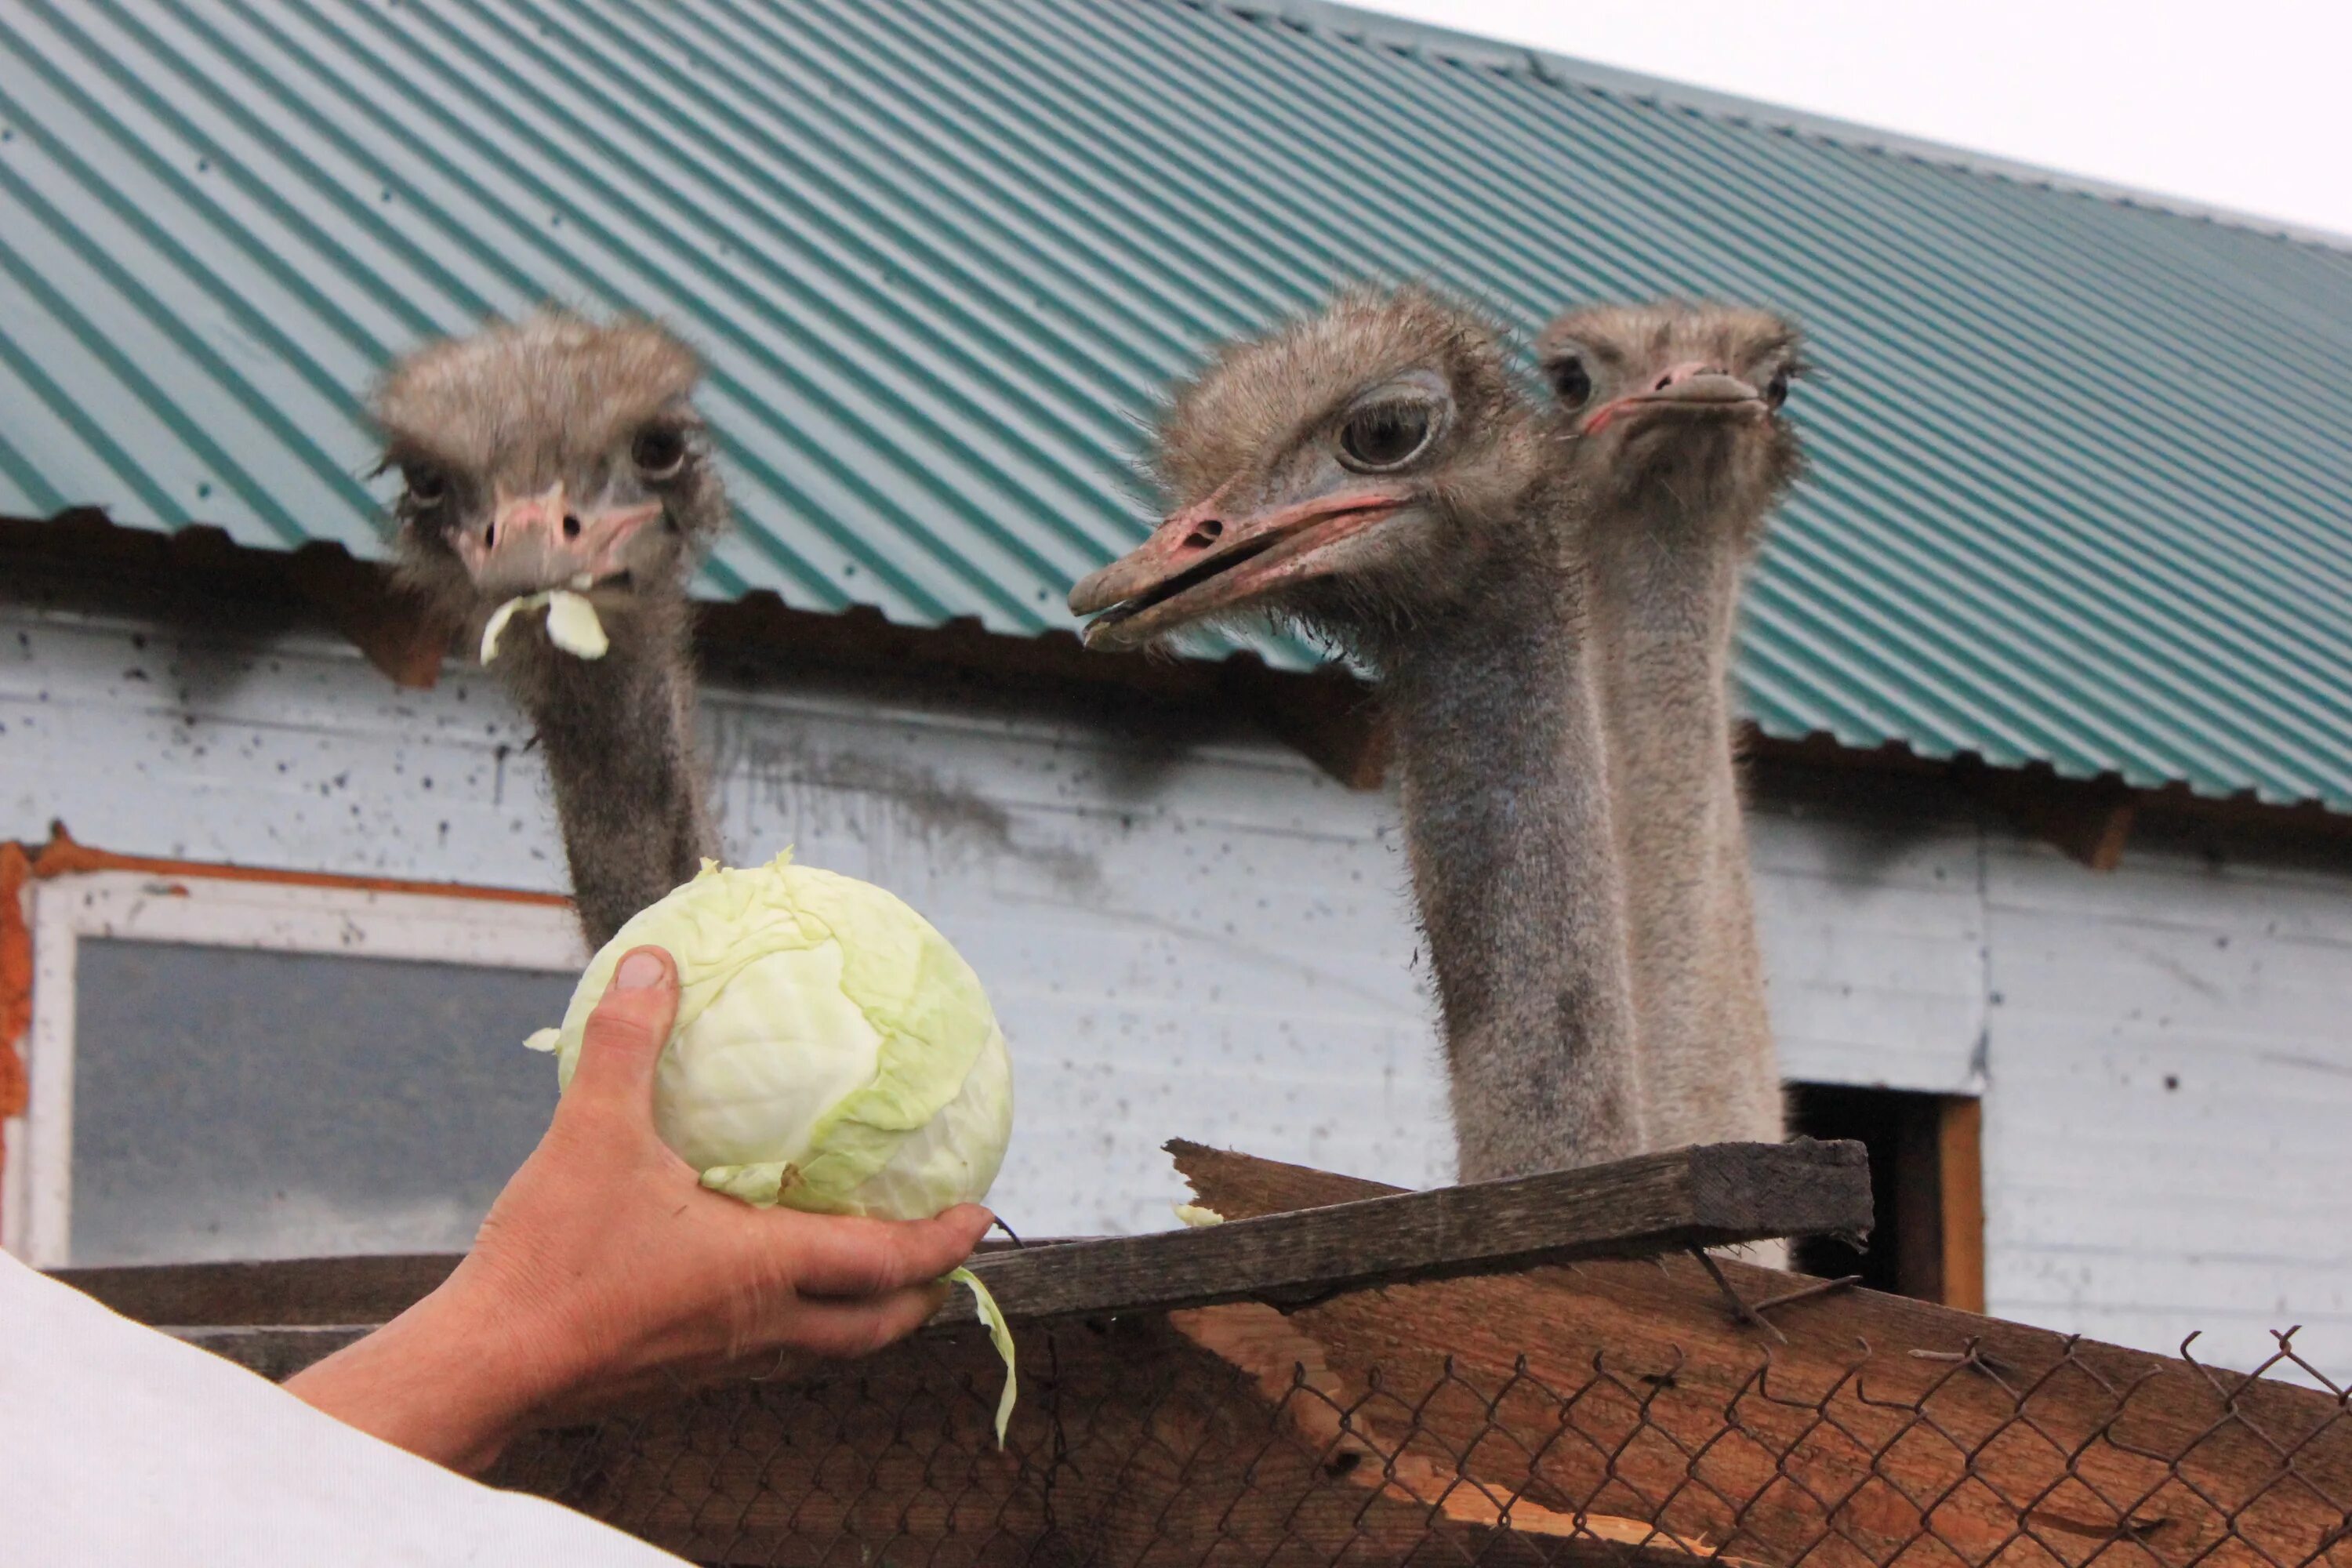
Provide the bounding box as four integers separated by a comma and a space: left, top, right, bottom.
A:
1182, 519, 1225, 550
483, 521, 496, 548
562, 514, 583, 540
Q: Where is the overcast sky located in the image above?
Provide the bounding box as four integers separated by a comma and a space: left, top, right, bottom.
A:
1346, 0, 2352, 241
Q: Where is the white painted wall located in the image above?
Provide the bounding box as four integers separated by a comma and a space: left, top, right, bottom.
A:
6, 598, 2352, 1371
0, 600, 1453, 1238
1979, 840, 2352, 1375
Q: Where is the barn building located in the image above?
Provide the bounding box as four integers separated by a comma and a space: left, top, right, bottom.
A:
2, 0, 2349, 1374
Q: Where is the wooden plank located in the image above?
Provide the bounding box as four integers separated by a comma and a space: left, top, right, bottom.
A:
70, 1141, 1868, 1356
176, 1325, 371, 1382
1974, 764, 2137, 871
59, 1237, 1040, 1336
282, 543, 453, 691
53, 1252, 463, 1328
1227, 662, 1392, 790
1172, 1142, 2352, 1568
1937, 1094, 1987, 1313
944, 1139, 1867, 1328
1170, 1301, 1767, 1566
489, 1308, 1747, 1568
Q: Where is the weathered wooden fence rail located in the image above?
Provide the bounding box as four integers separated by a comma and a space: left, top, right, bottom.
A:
58, 1140, 1867, 1377
53, 1138, 2352, 1568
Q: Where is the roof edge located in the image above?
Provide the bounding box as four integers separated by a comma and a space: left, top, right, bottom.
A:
1194, 0, 2352, 255
7, 511, 2350, 826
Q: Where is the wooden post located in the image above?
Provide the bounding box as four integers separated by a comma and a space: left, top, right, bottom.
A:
1937, 1094, 1987, 1313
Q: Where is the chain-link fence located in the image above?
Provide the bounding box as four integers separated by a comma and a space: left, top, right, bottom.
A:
489, 1293, 2352, 1568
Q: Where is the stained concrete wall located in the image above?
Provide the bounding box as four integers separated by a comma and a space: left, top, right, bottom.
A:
6, 598, 2350, 1370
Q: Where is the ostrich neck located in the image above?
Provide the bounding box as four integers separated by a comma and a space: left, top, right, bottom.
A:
1588, 495, 1781, 1151
1374, 514, 1645, 1181
1590, 510, 1746, 811
499, 595, 717, 948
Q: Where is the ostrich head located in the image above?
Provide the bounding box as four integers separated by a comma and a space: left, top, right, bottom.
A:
1537, 302, 1806, 539
1069, 286, 1544, 655
372, 311, 728, 653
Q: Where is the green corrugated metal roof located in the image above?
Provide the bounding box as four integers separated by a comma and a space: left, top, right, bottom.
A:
2, 0, 2348, 809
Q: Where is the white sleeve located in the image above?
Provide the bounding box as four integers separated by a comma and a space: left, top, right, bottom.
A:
0, 1250, 681, 1566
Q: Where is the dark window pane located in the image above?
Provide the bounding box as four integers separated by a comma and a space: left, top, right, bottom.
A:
67, 940, 570, 1265
1788, 1082, 1966, 1302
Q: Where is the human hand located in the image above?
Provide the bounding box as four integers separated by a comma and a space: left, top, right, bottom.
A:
288, 946, 993, 1471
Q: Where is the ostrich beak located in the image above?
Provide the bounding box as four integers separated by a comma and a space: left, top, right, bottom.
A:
1581, 366, 1765, 436
458, 482, 664, 597
1070, 481, 1409, 652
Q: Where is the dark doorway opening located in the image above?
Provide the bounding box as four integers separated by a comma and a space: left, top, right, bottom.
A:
1786, 1084, 1984, 1310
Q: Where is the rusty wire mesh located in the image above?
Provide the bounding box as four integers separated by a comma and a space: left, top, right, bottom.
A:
486, 1308, 2352, 1568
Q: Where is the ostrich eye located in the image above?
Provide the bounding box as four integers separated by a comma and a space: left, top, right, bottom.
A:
399, 463, 448, 510
632, 425, 689, 479
1548, 355, 1592, 408
1337, 401, 1436, 472
1765, 368, 1791, 408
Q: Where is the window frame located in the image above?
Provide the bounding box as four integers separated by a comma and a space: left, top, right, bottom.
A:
5, 868, 586, 1268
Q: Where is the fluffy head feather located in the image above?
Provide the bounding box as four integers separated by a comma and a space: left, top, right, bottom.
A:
1537, 299, 1806, 537
1152, 285, 1523, 506
1075, 285, 1555, 658
371, 310, 728, 643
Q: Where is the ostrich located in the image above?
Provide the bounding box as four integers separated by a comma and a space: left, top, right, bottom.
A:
1536, 302, 1806, 1163
372, 311, 726, 947
1071, 286, 1645, 1181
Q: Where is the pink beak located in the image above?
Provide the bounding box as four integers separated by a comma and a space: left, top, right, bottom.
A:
456, 482, 662, 596
1581, 362, 1764, 435
1070, 480, 1408, 652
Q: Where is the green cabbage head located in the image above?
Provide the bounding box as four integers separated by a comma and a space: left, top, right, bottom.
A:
524, 851, 1016, 1437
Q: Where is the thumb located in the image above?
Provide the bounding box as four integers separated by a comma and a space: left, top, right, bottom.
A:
564, 946, 680, 1115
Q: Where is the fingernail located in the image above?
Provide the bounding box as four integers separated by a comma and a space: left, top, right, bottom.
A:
615, 950, 663, 991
